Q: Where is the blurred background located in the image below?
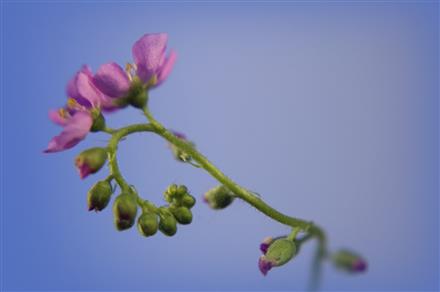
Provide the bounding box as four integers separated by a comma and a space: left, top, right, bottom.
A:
1, 1, 438, 291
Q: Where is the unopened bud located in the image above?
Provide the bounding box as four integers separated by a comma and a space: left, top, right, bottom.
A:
113, 193, 138, 231
158, 208, 177, 236
87, 180, 113, 211
203, 185, 235, 210
181, 194, 196, 209
258, 239, 296, 276
137, 212, 158, 237
75, 147, 107, 179
332, 249, 367, 273
171, 206, 193, 225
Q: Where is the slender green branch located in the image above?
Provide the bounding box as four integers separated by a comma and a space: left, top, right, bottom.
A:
107, 123, 155, 191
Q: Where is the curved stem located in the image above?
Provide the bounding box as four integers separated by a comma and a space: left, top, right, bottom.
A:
142, 106, 323, 234
107, 123, 155, 191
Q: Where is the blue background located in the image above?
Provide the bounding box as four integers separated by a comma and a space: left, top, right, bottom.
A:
1, 1, 439, 291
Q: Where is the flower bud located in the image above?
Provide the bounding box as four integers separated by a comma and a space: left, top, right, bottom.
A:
158, 208, 177, 236
87, 180, 113, 211
170, 206, 192, 225
176, 185, 188, 198
137, 212, 158, 237
75, 147, 107, 179
113, 194, 138, 231
258, 239, 296, 276
332, 249, 367, 273
203, 185, 235, 210
181, 194, 196, 209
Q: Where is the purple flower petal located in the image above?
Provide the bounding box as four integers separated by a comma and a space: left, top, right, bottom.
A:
93, 62, 130, 98
75, 161, 93, 179
132, 33, 168, 83
44, 111, 92, 153
66, 66, 103, 108
48, 109, 68, 126
258, 256, 273, 276
156, 50, 177, 86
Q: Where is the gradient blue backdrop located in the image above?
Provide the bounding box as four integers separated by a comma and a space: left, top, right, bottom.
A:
1, 1, 439, 291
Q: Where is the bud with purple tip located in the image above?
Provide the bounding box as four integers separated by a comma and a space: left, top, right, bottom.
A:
87, 180, 113, 212
332, 249, 368, 273
75, 147, 108, 179
258, 238, 297, 276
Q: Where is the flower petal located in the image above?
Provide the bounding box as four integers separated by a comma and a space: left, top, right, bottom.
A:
132, 33, 168, 83
44, 111, 92, 153
156, 50, 177, 86
93, 62, 130, 98
48, 109, 67, 126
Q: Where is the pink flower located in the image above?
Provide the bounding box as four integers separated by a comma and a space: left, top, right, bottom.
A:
132, 33, 176, 87
93, 62, 131, 99
44, 109, 92, 153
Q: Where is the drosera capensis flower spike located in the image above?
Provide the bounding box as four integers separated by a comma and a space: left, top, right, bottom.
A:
45, 32, 366, 288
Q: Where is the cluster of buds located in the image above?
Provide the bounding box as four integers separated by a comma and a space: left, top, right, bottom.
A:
136, 184, 196, 237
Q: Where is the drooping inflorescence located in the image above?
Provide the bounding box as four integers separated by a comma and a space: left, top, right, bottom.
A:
45, 32, 366, 289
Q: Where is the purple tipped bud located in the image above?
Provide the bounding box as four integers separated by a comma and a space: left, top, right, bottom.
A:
332, 249, 368, 273
75, 147, 108, 179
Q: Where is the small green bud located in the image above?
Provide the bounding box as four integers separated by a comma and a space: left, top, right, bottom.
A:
113, 193, 138, 231
87, 180, 113, 211
166, 184, 178, 196
332, 249, 367, 273
176, 185, 188, 197
158, 209, 177, 236
259, 238, 297, 275
75, 147, 108, 179
137, 212, 158, 237
171, 206, 193, 225
203, 185, 235, 210
181, 194, 196, 209
90, 111, 106, 132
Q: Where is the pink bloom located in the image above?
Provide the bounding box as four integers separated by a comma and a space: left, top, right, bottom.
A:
132, 33, 176, 86
93, 62, 131, 99
44, 110, 93, 153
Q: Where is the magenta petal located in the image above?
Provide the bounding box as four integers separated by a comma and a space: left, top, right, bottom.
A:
48, 109, 67, 126
44, 111, 92, 153
156, 50, 177, 86
66, 66, 103, 108
258, 257, 273, 276
132, 33, 168, 83
76, 163, 93, 179
93, 62, 130, 98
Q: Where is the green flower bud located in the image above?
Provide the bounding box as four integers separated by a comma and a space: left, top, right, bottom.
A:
265, 239, 297, 266
87, 180, 113, 212
75, 147, 108, 179
181, 194, 196, 209
332, 249, 367, 273
90, 111, 106, 132
171, 206, 193, 225
176, 185, 188, 197
203, 185, 235, 210
166, 184, 178, 195
113, 194, 138, 231
259, 238, 297, 275
158, 208, 177, 236
137, 212, 158, 237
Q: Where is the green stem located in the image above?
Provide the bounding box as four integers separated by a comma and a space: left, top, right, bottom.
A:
107, 123, 155, 191
142, 106, 322, 234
